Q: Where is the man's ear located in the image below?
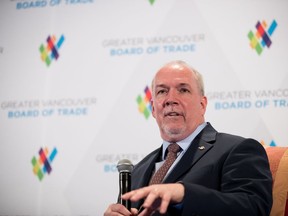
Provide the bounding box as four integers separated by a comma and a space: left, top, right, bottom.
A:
200, 96, 208, 114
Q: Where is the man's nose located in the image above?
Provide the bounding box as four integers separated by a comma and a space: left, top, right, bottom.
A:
164, 90, 178, 107
165, 100, 178, 106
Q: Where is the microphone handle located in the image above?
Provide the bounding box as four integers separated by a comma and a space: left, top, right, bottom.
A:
119, 172, 131, 210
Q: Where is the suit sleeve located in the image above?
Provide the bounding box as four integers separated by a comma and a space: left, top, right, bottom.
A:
180, 138, 273, 216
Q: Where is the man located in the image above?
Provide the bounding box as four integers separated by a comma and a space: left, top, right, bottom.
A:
104, 60, 272, 216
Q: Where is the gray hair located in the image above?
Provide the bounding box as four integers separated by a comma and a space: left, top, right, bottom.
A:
151, 60, 205, 96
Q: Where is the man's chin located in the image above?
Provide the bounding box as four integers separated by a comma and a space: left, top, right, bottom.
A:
162, 126, 186, 140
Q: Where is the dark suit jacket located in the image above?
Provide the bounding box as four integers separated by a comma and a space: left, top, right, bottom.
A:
131, 123, 273, 216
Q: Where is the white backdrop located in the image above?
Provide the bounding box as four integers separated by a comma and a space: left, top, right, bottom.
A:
0, 0, 287, 215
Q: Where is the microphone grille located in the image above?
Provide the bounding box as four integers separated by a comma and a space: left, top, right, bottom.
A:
117, 159, 134, 173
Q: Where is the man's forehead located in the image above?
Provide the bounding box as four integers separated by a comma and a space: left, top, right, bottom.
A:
156, 66, 193, 78
154, 71, 194, 83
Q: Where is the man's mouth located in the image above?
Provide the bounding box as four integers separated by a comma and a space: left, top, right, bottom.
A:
165, 112, 182, 117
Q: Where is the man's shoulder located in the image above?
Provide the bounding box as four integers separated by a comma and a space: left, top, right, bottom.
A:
213, 131, 265, 155
204, 122, 260, 146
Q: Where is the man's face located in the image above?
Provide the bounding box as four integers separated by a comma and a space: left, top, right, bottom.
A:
151, 63, 207, 142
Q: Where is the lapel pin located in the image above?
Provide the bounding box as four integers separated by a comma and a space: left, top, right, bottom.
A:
198, 146, 205, 150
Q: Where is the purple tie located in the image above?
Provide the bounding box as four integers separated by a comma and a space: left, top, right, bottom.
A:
149, 143, 180, 185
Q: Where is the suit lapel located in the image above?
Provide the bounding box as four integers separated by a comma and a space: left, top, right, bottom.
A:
131, 147, 162, 209
132, 147, 162, 189
164, 123, 217, 183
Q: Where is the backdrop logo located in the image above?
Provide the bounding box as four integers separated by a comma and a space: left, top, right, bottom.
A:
31, 147, 58, 181
248, 20, 277, 55
136, 86, 152, 119
39, 34, 65, 66
261, 140, 277, 147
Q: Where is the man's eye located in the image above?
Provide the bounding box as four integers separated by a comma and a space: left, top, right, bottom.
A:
180, 88, 190, 93
157, 89, 166, 95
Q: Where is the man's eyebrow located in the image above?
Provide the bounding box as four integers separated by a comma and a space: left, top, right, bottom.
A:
155, 84, 169, 88
177, 83, 190, 87
155, 83, 190, 88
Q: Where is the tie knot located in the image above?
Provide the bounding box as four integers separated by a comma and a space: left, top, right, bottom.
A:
168, 143, 180, 154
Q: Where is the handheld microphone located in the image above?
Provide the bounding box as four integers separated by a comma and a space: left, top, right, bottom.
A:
117, 159, 134, 210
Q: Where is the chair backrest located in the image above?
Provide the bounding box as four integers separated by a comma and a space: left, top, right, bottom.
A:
265, 146, 288, 216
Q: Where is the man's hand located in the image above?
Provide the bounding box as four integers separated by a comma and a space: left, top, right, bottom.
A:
104, 203, 138, 216
122, 183, 184, 216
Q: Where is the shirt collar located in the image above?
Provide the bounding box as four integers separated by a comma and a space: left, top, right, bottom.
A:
161, 122, 207, 160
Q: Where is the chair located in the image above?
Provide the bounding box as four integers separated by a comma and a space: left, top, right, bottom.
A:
265, 146, 288, 216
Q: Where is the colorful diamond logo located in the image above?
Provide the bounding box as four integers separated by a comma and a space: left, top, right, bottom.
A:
31, 147, 58, 181
248, 20, 277, 55
39, 34, 65, 66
